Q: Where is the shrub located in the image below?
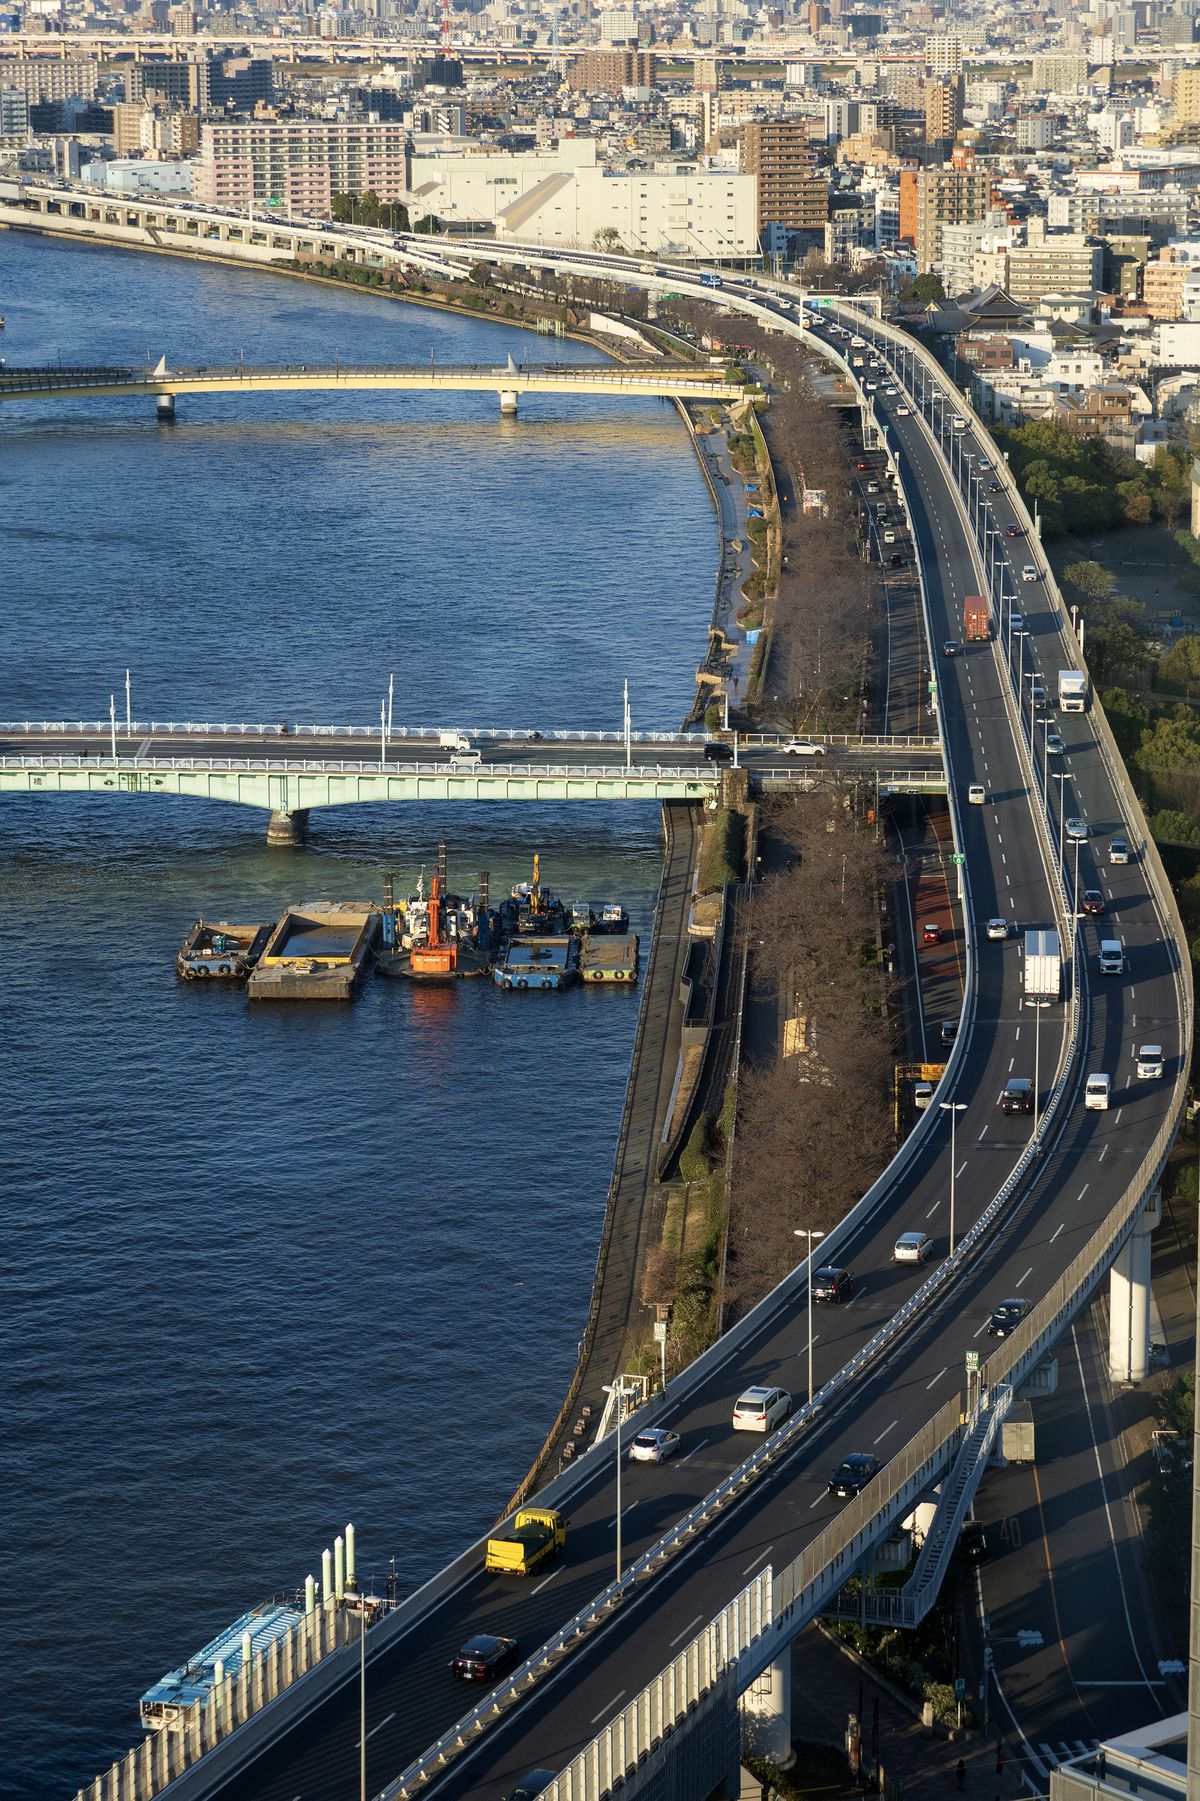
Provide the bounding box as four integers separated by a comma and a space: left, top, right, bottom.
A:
699, 809, 742, 891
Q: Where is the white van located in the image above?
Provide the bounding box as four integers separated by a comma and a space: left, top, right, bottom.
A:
449, 749, 483, 771
951, 414, 967, 431
1098, 939, 1124, 976
1085, 1073, 1111, 1110
1136, 1044, 1164, 1079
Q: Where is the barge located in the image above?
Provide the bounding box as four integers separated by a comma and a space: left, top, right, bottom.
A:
580, 931, 640, 983
379, 851, 496, 980
177, 919, 272, 981
493, 934, 580, 990
247, 901, 382, 1001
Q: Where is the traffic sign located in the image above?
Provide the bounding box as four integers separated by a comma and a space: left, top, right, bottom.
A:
965, 1350, 980, 1373
954, 1678, 966, 1702
951, 853, 966, 865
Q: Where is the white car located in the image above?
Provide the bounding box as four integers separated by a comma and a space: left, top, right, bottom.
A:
628, 1426, 681, 1464
781, 738, 826, 756
986, 917, 1009, 940
1085, 1073, 1111, 1111
1022, 563, 1040, 582
1046, 731, 1065, 755
914, 1080, 934, 1110
978, 457, 992, 471
733, 1385, 791, 1432
1136, 1044, 1164, 1080
893, 1231, 934, 1264
1065, 817, 1089, 842
896, 404, 911, 416
968, 783, 986, 805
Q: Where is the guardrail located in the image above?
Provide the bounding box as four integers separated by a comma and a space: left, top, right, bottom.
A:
0, 720, 940, 750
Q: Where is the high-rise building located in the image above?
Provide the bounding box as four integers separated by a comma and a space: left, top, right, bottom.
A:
126, 55, 274, 112
926, 33, 963, 75
901, 164, 992, 271
1175, 66, 1200, 126
924, 75, 963, 147
0, 56, 99, 103
193, 118, 412, 210
739, 117, 827, 243
1029, 51, 1089, 94
565, 48, 657, 89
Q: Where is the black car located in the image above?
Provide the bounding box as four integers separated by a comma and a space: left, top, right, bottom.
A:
960, 1520, 988, 1563
943, 640, 961, 658
939, 1019, 959, 1048
1000, 1078, 1033, 1114
988, 1298, 1030, 1339
812, 1265, 855, 1303
506, 1773, 558, 1801
829, 1452, 881, 1497
450, 1633, 519, 1681
1081, 889, 1106, 916
703, 741, 734, 762
889, 551, 905, 567
988, 479, 1001, 493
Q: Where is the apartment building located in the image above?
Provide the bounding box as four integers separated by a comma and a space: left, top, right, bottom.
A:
1004, 233, 1104, 305
900, 165, 992, 271
126, 55, 274, 112
923, 75, 963, 147
1029, 52, 1090, 95
739, 117, 827, 244
193, 119, 412, 210
0, 55, 99, 103
1174, 65, 1200, 126
926, 33, 963, 75
565, 49, 657, 91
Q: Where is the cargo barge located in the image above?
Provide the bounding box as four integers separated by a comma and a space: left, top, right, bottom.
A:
247, 901, 382, 1001
177, 919, 272, 981
493, 934, 580, 990
579, 931, 640, 983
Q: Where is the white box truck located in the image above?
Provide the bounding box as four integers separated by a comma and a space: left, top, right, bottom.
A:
1024, 929, 1062, 1004
1057, 670, 1088, 713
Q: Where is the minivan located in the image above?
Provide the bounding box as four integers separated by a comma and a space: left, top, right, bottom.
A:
1022, 563, 1040, 582
449, 749, 483, 771
951, 414, 967, 430
1098, 939, 1124, 976
1136, 1044, 1164, 1079
1085, 1073, 1111, 1111
1000, 1078, 1033, 1114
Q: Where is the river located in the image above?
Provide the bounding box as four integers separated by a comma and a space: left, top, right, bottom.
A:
0, 234, 714, 1800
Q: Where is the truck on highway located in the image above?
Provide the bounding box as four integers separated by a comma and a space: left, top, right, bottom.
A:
1002, 1400, 1035, 1464
1057, 669, 1088, 712
1024, 928, 1062, 1005
963, 596, 990, 641
485, 1507, 567, 1577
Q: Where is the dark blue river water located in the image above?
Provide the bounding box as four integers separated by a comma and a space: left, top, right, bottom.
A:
0, 236, 714, 1800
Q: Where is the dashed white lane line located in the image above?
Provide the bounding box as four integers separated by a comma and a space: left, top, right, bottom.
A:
973, 1319, 990, 1337
926, 1366, 947, 1390
1017, 1265, 1034, 1288
679, 1438, 710, 1464
366, 1712, 396, 1742
1099, 1145, 1109, 1161
874, 1419, 898, 1446
956, 1161, 968, 1177
532, 1567, 561, 1594
591, 1692, 627, 1725
1078, 1182, 1090, 1200
809, 1491, 827, 1509
742, 1545, 773, 1577
925, 1198, 940, 1219
670, 1614, 704, 1647
1051, 1222, 1065, 1242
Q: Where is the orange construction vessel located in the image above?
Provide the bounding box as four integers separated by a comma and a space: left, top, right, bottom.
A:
409, 868, 458, 978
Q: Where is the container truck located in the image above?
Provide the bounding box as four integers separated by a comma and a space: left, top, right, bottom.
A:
1002, 1400, 1035, 1464
963, 596, 990, 641
1024, 928, 1061, 1004
1057, 670, 1088, 713
485, 1507, 567, 1576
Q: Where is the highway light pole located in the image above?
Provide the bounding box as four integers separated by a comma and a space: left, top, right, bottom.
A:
1033, 996, 1043, 1144
602, 1379, 628, 1582
1053, 772, 1069, 885
793, 1227, 826, 1405
939, 1102, 967, 1255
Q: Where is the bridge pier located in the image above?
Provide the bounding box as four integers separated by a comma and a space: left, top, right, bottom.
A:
740, 1647, 793, 1768
498, 389, 519, 416
267, 807, 309, 848
1108, 1187, 1161, 1382
156, 391, 176, 423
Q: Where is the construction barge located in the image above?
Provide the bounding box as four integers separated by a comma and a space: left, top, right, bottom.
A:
247, 902, 382, 1001
177, 920, 272, 981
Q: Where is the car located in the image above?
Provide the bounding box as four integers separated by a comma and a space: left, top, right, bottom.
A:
893, 1231, 934, 1264
885, 384, 898, 395
889, 552, 905, 567
1085, 1072, 1111, 1111
1030, 682, 1047, 710
811, 1265, 855, 1303
978, 457, 992, 471
781, 738, 826, 756
1022, 563, 1040, 581
988, 1297, 1030, 1338
829, 1452, 882, 1497
450, 1634, 520, 1681
733, 1385, 791, 1432
1000, 1077, 1033, 1114
1136, 1043, 1164, 1079
968, 782, 986, 804
1081, 888, 1106, 916
854, 458, 870, 471
506, 1776, 557, 1801
628, 1426, 681, 1464
1110, 836, 1131, 864
882, 529, 896, 544
922, 921, 943, 945
1003, 523, 1024, 537
1065, 817, 1089, 842
1009, 612, 1024, 633
940, 1019, 958, 1047
986, 917, 1009, 940
913, 1080, 934, 1110
896, 403, 911, 416
865, 380, 878, 391
703, 741, 734, 762
866, 481, 880, 493
1046, 731, 1065, 755
943, 639, 961, 657
988, 479, 1001, 494
960, 1521, 988, 1563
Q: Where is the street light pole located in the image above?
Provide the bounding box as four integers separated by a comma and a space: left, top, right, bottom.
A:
793, 1227, 826, 1405
939, 1102, 967, 1254
602, 1380, 627, 1582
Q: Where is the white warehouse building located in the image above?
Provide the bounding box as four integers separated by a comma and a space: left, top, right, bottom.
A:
407, 138, 758, 258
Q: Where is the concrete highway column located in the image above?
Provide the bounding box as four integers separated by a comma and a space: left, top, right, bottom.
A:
267, 807, 309, 847
740, 1648, 794, 1768
1108, 1188, 1160, 1383
498, 390, 520, 416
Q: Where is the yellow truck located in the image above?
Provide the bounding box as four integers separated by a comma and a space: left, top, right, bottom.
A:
484, 1507, 567, 1577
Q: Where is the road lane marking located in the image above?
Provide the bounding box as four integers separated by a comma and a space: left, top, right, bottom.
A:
591, 1691, 627, 1725
1099, 1145, 1108, 1161
925, 1199, 940, 1219
973, 1320, 989, 1337
926, 1366, 947, 1389
670, 1614, 704, 1647
978, 1125, 989, 1140
1077, 1183, 1089, 1200
809, 1492, 827, 1509
1051, 1222, 1064, 1242
366, 1712, 396, 1742
956, 1161, 968, 1177
874, 1419, 898, 1445
742, 1545, 774, 1576
532, 1567, 561, 1594
1008, 1056, 1015, 1072
1115, 1108, 1123, 1124
1017, 1266, 1033, 1287
680, 1438, 709, 1464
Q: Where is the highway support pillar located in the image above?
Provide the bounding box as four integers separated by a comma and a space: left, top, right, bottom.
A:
155, 391, 176, 422
498, 389, 519, 416
740, 1647, 794, 1769
1108, 1187, 1161, 1383
267, 807, 309, 848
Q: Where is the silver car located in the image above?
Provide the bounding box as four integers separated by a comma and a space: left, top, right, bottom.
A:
1065, 817, 1089, 843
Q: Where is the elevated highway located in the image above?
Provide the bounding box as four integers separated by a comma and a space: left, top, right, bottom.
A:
65, 259, 1190, 1801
